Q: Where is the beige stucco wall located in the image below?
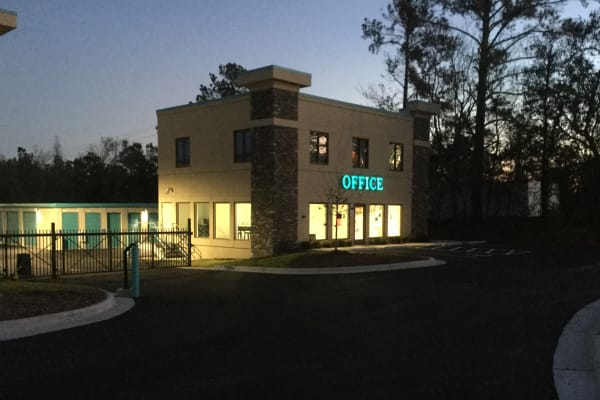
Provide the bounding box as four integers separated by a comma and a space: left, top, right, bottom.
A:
296, 95, 415, 242
157, 92, 420, 258
157, 96, 252, 259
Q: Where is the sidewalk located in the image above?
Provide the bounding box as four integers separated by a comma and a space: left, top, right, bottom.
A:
0, 290, 134, 341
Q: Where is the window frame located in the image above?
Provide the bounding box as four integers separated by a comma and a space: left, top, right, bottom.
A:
352, 137, 369, 169
389, 142, 404, 171
175, 137, 190, 168
214, 202, 231, 239
234, 202, 252, 241
194, 202, 210, 238
234, 129, 252, 163
309, 131, 329, 165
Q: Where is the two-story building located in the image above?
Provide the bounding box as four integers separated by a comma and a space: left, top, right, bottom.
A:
157, 65, 439, 259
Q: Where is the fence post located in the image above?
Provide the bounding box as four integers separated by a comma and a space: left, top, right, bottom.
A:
61, 235, 66, 275
187, 218, 192, 267
51, 223, 57, 278
131, 244, 140, 298
123, 246, 129, 290
2, 233, 7, 278
150, 228, 155, 269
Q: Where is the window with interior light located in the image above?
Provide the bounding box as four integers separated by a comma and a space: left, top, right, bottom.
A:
352, 137, 368, 168
235, 203, 252, 240
331, 204, 349, 240
389, 143, 404, 171
387, 205, 402, 237
309, 203, 327, 240
369, 204, 384, 238
309, 131, 329, 165
214, 203, 231, 239
195, 202, 209, 238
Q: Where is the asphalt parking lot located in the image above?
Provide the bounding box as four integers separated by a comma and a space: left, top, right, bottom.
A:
1, 243, 599, 399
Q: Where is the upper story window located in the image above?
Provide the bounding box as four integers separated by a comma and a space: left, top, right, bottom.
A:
309, 131, 329, 165
175, 137, 190, 168
352, 137, 369, 168
234, 129, 252, 163
389, 143, 404, 171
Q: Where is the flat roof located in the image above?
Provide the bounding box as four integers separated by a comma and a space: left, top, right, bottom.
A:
237, 65, 312, 90
0, 203, 157, 209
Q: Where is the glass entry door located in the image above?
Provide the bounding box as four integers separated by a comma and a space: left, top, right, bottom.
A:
354, 205, 365, 242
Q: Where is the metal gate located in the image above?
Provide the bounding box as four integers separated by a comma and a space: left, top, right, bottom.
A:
1, 223, 192, 278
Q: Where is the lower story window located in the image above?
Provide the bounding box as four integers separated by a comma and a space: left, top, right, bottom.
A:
331, 204, 349, 240
369, 204, 384, 238
195, 203, 209, 238
235, 203, 252, 240
387, 205, 402, 237
214, 203, 231, 239
309, 203, 327, 240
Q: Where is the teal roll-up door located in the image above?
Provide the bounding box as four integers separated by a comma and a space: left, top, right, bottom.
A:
85, 212, 101, 249
6, 211, 18, 233
107, 213, 121, 247
62, 212, 79, 249
149, 212, 158, 230
128, 212, 140, 244
23, 211, 36, 247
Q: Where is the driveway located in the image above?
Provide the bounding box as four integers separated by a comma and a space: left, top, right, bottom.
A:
1, 244, 599, 399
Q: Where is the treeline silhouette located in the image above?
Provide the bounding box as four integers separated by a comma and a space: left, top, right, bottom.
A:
0, 138, 157, 203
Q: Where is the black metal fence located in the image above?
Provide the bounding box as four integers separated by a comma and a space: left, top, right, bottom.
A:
1, 223, 193, 278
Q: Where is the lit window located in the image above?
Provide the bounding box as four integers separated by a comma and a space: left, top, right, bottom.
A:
387, 205, 402, 237
235, 203, 252, 240
195, 203, 209, 238
369, 204, 384, 238
175, 137, 190, 167
389, 143, 404, 171
310, 131, 329, 165
234, 129, 252, 162
214, 203, 231, 239
331, 204, 349, 240
309, 203, 327, 240
177, 202, 190, 230
352, 137, 369, 168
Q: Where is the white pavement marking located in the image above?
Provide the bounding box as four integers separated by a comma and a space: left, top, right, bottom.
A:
466, 248, 478, 253
486, 249, 495, 254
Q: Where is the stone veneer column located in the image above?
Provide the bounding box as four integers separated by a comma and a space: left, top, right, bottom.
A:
408, 102, 441, 240
238, 66, 311, 257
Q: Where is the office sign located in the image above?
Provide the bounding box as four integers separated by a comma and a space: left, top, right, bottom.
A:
341, 175, 383, 191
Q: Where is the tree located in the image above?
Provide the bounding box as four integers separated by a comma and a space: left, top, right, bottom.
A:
195, 62, 247, 102
362, 0, 440, 109
435, 0, 564, 219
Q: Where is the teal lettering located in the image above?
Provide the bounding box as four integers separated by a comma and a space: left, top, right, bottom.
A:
341, 175, 351, 189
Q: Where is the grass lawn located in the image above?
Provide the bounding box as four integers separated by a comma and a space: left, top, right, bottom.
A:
0, 280, 106, 321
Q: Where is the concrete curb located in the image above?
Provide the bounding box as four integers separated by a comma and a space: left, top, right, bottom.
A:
553, 298, 600, 399
0, 290, 135, 342
184, 257, 446, 275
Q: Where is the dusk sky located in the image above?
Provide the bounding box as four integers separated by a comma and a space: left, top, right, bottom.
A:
1, 0, 392, 159
0, 1, 593, 159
